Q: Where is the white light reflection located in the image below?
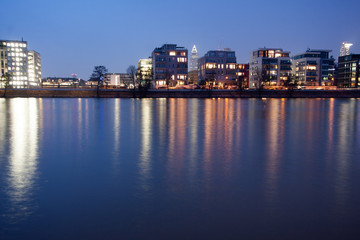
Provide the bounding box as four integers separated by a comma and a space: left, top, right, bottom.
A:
188, 99, 199, 178
0, 99, 6, 159
139, 99, 153, 191
6, 98, 40, 222
113, 99, 121, 170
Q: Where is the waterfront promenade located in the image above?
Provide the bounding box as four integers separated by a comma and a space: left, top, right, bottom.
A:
1, 88, 360, 98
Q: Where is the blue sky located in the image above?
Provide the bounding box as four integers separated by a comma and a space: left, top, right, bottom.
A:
1, 0, 360, 79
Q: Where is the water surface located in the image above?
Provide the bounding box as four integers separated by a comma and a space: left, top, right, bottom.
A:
0, 98, 359, 239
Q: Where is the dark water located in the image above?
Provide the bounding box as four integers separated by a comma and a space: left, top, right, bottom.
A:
0, 98, 359, 239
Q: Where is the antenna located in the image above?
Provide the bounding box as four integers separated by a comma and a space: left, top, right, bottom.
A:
218, 38, 223, 51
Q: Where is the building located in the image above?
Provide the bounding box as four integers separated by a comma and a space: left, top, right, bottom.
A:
42, 77, 80, 87
28, 51, 42, 87
249, 48, 291, 88
189, 45, 198, 72
152, 44, 188, 87
292, 49, 335, 86
0, 40, 29, 88
188, 45, 199, 85
137, 58, 153, 87
340, 42, 353, 57
103, 73, 133, 87
0, 39, 41, 88
337, 54, 360, 88
188, 70, 198, 85
198, 48, 237, 88
237, 64, 249, 88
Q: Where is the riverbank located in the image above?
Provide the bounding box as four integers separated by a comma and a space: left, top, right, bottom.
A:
1, 88, 360, 98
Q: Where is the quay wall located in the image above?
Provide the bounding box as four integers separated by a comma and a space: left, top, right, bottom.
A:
1, 88, 360, 98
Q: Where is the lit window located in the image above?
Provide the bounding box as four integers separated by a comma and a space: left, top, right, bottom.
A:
177, 57, 186, 62
206, 63, 216, 69
307, 66, 317, 70
169, 51, 176, 56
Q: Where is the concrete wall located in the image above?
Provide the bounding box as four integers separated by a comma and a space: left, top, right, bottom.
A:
1, 88, 360, 98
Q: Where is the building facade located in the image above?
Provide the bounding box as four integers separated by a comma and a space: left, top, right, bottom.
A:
198, 48, 237, 88
292, 49, 335, 86
152, 44, 188, 87
188, 45, 199, 85
28, 51, 42, 87
0, 39, 41, 88
0, 40, 29, 88
137, 58, 153, 86
249, 48, 291, 88
237, 64, 249, 89
42, 77, 80, 87
340, 42, 353, 57
189, 45, 198, 72
337, 54, 360, 88
103, 73, 133, 87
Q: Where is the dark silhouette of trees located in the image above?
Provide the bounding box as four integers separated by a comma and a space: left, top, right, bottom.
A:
254, 68, 267, 90
164, 69, 171, 90
1, 72, 11, 97
90, 66, 107, 97
90, 66, 108, 86
136, 67, 152, 90
127, 65, 137, 89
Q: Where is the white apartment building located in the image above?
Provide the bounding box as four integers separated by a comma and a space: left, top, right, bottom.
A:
0, 40, 41, 88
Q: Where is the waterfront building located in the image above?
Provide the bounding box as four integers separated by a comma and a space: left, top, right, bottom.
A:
198, 48, 237, 88
249, 48, 291, 88
237, 63, 249, 88
103, 73, 132, 87
292, 49, 335, 86
137, 58, 153, 86
152, 44, 188, 87
28, 51, 42, 87
340, 42, 353, 57
0, 40, 29, 88
42, 77, 80, 87
0, 39, 41, 88
337, 54, 360, 88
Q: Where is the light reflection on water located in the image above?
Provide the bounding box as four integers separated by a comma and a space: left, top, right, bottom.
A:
139, 99, 153, 191
3, 98, 40, 223
0, 98, 359, 239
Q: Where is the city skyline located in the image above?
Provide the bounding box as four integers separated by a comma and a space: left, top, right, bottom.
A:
1, 0, 360, 79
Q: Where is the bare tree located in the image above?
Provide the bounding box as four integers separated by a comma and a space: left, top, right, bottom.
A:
127, 65, 137, 89
254, 68, 266, 90
90, 66, 108, 86
164, 69, 171, 90
136, 67, 152, 90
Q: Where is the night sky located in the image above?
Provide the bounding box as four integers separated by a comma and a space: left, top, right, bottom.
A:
1, 0, 359, 80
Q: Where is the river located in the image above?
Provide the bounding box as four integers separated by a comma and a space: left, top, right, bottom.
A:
0, 98, 359, 239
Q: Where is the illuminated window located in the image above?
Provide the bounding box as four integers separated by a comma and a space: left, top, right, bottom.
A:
169, 51, 176, 56
177, 57, 186, 62
206, 63, 216, 69
307, 66, 317, 70
268, 50, 275, 58
227, 64, 236, 69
